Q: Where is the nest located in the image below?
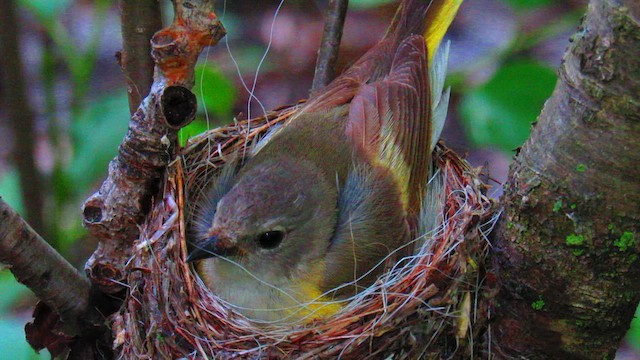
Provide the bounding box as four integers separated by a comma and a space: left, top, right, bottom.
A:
111, 103, 496, 359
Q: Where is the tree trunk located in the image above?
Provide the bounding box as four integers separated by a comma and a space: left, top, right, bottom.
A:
0, 0, 46, 237
491, 0, 640, 358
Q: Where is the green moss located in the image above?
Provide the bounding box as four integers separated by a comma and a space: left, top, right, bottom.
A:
570, 203, 577, 210
532, 296, 545, 311
576, 164, 587, 172
614, 232, 636, 252
572, 248, 585, 256
507, 222, 514, 229
566, 234, 585, 246
608, 223, 616, 232
553, 200, 563, 212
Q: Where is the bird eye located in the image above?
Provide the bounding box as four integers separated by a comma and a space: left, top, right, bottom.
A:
257, 231, 284, 249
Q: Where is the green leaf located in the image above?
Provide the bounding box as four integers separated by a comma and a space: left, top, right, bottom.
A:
459, 60, 556, 152
66, 92, 130, 194
179, 119, 211, 146
504, 0, 552, 10
18, 0, 71, 20
193, 64, 237, 120
221, 46, 276, 75
349, 0, 396, 9
0, 169, 24, 216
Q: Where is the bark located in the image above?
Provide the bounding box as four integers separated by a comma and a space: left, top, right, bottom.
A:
118, 0, 163, 115
0, 198, 97, 333
0, 0, 46, 237
491, 0, 640, 358
311, 0, 349, 92
81, 0, 225, 296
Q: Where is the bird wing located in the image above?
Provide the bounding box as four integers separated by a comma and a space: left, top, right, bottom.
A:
345, 35, 433, 218
323, 164, 409, 295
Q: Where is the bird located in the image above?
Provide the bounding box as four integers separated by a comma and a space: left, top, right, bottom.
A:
186, 0, 462, 324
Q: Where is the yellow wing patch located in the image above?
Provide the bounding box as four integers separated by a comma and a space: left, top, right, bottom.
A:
378, 121, 412, 210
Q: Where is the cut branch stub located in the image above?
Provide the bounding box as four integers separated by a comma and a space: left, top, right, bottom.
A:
82, 0, 225, 295
161, 86, 198, 128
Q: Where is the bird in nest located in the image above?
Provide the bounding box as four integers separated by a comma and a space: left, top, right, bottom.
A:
187, 0, 461, 325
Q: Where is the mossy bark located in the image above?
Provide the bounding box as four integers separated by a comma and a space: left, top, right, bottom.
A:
491, 0, 640, 358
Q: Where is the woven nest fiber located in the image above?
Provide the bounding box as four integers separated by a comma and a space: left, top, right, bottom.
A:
110, 103, 496, 359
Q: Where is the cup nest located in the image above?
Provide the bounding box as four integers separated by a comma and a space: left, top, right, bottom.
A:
110, 103, 496, 359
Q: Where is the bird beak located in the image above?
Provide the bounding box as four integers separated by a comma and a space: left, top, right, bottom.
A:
186, 235, 240, 262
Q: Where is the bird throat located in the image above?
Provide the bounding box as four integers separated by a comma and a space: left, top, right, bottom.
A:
198, 257, 341, 324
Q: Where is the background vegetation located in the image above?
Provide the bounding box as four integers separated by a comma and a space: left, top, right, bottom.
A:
0, 0, 636, 358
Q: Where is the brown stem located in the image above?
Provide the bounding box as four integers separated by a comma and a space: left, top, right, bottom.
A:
0, 0, 46, 237
119, 0, 163, 115
491, 0, 640, 358
0, 198, 93, 332
82, 0, 225, 295
311, 0, 349, 92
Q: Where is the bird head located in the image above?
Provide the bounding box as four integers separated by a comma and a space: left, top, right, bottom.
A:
187, 156, 337, 282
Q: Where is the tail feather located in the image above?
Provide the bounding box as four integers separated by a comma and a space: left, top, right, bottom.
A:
386, 0, 463, 61
306, 0, 462, 111
429, 41, 451, 151
423, 0, 463, 61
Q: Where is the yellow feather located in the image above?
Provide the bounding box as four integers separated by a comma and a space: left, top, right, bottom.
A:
294, 282, 342, 320
379, 122, 411, 209
291, 262, 342, 321
424, 0, 464, 62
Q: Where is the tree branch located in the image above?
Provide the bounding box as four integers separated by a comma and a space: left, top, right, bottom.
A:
0, 0, 46, 237
119, 0, 163, 115
0, 198, 94, 332
491, 0, 640, 358
82, 0, 225, 295
311, 0, 349, 92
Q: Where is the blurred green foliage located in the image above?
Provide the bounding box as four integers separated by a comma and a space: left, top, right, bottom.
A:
180, 64, 239, 145
350, 0, 396, 9
68, 93, 131, 192
0, 273, 47, 359
459, 60, 556, 152
0, 171, 24, 215
193, 64, 238, 120
505, 0, 552, 10
17, 0, 72, 19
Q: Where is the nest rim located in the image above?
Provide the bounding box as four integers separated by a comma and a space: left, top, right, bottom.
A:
113, 104, 495, 359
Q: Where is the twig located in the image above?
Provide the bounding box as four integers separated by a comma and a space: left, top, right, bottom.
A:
119, 0, 163, 114
0, 0, 46, 238
312, 0, 349, 92
0, 198, 92, 332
